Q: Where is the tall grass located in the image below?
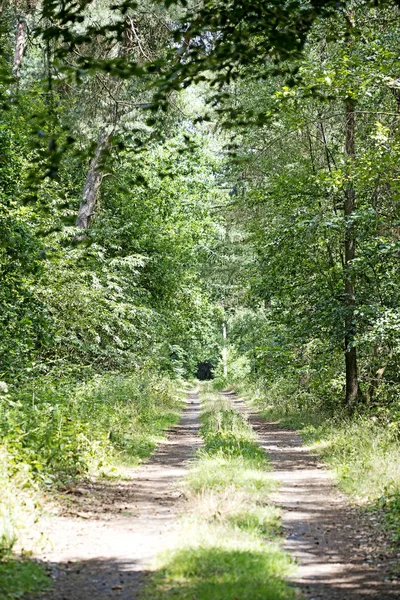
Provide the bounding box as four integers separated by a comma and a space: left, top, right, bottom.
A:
0, 373, 183, 483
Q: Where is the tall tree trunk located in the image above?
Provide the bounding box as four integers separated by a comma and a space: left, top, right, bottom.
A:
222, 322, 228, 378
13, 17, 27, 78
76, 130, 111, 230
344, 99, 359, 408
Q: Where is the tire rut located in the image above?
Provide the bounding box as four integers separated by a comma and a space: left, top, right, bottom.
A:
222, 391, 400, 600
31, 391, 201, 600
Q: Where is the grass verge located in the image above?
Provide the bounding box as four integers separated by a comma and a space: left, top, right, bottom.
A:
143, 390, 295, 600
0, 559, 50, 599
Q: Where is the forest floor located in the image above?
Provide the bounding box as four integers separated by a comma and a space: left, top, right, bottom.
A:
28, 391, 201, 600
27, 388, 400, 600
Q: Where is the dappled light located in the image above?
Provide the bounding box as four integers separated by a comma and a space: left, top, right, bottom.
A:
29, 395, 201, 598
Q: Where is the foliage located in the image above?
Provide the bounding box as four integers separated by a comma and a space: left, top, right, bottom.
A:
211, 345, 252, 391
0, 371, 182, 580
0, 127, 223, 379
216, 1, 400, 414
3, 0, 400, 588
0, 8, 224, 596
0, 373, 183, 483
0, 448, 49, 598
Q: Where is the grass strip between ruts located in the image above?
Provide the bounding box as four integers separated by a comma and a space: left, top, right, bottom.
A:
143, 389, 296, 600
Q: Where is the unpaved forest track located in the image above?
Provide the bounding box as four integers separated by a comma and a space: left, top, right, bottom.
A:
31, 392, 201, 600
223, 391, 400, 600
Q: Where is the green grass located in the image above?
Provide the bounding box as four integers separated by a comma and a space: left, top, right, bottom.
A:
225, 505, 281, 537
0, 559, 50, 599
186, 393, 277, 498
148, 527, 293, 600
186, 454, 276, 495
1, 373, 184, 480
143, 389, 295, 600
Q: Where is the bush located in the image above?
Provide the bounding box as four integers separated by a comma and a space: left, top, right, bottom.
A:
0, 373, 182, 480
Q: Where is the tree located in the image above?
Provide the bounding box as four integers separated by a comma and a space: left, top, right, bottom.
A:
212, 1, 400, 408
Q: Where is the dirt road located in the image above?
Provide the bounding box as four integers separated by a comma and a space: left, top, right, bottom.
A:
225, 391, 400, 600
30, 388, 400, 600
31, 392, 201, 600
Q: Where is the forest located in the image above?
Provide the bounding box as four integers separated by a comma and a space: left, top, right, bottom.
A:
1, 0, 400, 598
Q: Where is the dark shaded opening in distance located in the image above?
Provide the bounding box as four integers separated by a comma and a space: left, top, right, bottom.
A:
196, 361, 214, 380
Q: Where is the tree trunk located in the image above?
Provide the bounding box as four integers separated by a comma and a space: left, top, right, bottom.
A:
13, 18, 27, 78
344, 100, 359, 408
222, 322, 228, 378
76, 130, 111, 230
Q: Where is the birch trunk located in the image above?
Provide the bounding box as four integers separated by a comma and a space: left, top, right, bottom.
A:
76, 130, 111, 230
222, 322, 228, 378
13, 18, 27, 78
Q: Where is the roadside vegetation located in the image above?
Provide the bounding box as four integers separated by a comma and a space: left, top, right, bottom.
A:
144, 389, 295, 600
210, 340, 400, 544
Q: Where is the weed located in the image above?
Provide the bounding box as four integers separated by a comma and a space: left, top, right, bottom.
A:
225, 505, 281, 538
0, 373, 183, 481
0, 372, 183, 598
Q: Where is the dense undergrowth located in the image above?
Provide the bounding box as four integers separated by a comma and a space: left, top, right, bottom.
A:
144, 389, 294, 600
237, 376, 400, 544
0, 372, 183, 598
